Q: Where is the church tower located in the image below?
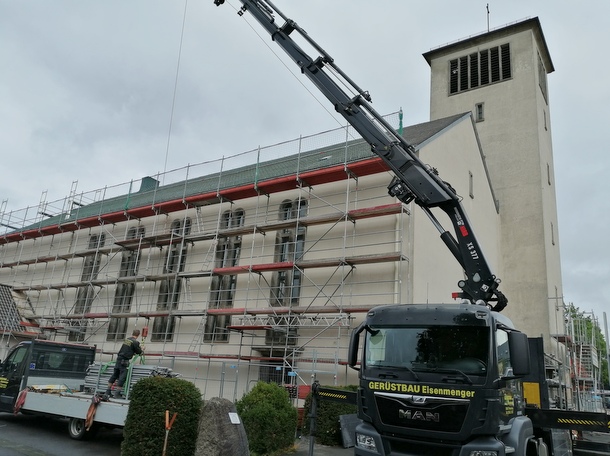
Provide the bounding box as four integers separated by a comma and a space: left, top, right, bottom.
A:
423, 18, 564, 350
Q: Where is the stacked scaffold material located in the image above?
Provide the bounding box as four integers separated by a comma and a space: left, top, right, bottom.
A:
84, 362, 178, 395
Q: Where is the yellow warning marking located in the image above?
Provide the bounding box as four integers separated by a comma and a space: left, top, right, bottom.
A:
556, 418, 605, 427
319, 392, 349, 399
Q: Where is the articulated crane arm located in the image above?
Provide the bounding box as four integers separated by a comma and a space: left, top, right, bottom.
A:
213, 0, 507, 312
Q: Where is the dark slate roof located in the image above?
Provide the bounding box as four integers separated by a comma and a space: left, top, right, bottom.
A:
16, 113, 468, 233
0, 285, 21, 331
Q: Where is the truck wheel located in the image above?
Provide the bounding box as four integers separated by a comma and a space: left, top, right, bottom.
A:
68, 417, 88, 440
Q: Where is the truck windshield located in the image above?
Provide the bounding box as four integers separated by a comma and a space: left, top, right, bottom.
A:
365, 326, 489, 375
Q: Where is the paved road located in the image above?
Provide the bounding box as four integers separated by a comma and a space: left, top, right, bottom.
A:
289, 438, 354, 456
1, 412, 353, 456
0, 413, 122, 456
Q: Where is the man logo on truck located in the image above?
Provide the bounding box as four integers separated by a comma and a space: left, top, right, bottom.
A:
399, 408, 440, 422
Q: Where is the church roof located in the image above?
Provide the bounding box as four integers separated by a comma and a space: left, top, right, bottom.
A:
2, 113, 469, 242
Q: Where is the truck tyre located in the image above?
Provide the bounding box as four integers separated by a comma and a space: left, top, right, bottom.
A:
68, 417, 88, 440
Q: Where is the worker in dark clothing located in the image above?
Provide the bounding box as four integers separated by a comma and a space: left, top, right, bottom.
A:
105, 329, 143, 398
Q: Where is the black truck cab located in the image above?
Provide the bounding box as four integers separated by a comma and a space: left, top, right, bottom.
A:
348, 303, 532, 455
0, 339, 96, 413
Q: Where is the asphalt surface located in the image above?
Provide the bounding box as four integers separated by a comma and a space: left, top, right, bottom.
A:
0, 412, 353, 456
3, 413, 606, 456
288, 438, 354, 456
0, 413, 123, 456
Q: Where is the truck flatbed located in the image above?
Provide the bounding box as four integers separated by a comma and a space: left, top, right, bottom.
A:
21, 390, 128, 439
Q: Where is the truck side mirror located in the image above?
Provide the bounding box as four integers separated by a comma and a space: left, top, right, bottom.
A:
348, 323, 366, 369
508, 331, 530, 376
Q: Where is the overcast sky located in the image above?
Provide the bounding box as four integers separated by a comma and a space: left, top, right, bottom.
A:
0, 1, 608, 326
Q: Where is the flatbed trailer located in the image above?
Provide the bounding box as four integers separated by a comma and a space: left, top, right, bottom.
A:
2, 339, 177, 440
20, 389, 129, 439
0, 339, 131, 440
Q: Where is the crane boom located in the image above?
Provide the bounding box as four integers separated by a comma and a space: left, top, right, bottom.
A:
214, 0, 507, 311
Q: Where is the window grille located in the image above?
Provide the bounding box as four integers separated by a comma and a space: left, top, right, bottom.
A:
450, 43, 511, 94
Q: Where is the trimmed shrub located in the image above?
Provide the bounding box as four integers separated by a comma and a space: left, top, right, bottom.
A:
121, 377, 202, 456
302, 385, 358, 447
236, 382, 298, 455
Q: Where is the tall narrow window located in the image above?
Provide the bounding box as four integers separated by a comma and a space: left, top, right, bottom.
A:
501, 44, 511, 80
469, 53, 479, 88
205, 209, 245, 342
450, 59, 459, 94
480, 49, 490, 85
490, 46, 500, 82
475, 102, 485, 122
69, 233, 106, 342
108, 226, 145, 341
267, 199, 307, 346
152, 218, 191, 342
459, 56, 469, 92
538, 53, 548, 103
544, 110, 547, 131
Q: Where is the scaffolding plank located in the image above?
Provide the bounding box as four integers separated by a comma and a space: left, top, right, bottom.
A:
211, 252, 404, 276
11, 251, 403, 292
58, 308, 208, 320
344, 252, 406, 265
1, 203, 401, 268
349, 203, 404, 220
213, 262, 293, 275
0, 260, 19, 268
207, 308, 249, 315
227, 325, 272, 331
48, 304, 372, 320
297, 252, 405, 268
246, 305, 375, 315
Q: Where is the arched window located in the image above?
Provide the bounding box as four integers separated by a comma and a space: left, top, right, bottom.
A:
108, 226, 145, 341
152, 218, 191, 342
205, 209, 245, 342
70, 233, 106, 342
267, 199, 307, 345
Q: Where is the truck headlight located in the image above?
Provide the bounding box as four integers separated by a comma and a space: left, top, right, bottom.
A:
469, 452, 498, 456
355, 433, 378, 452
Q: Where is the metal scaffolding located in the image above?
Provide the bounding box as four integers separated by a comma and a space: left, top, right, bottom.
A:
0, 113, 411, 399
569, 312, 605, 412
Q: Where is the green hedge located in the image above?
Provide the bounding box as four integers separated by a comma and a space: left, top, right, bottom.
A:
302, 385, 358, 447
121, 377, 202, 456
236, 382, 298, 455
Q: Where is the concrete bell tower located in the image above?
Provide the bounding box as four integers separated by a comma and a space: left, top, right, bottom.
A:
423, 18, 564, 350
